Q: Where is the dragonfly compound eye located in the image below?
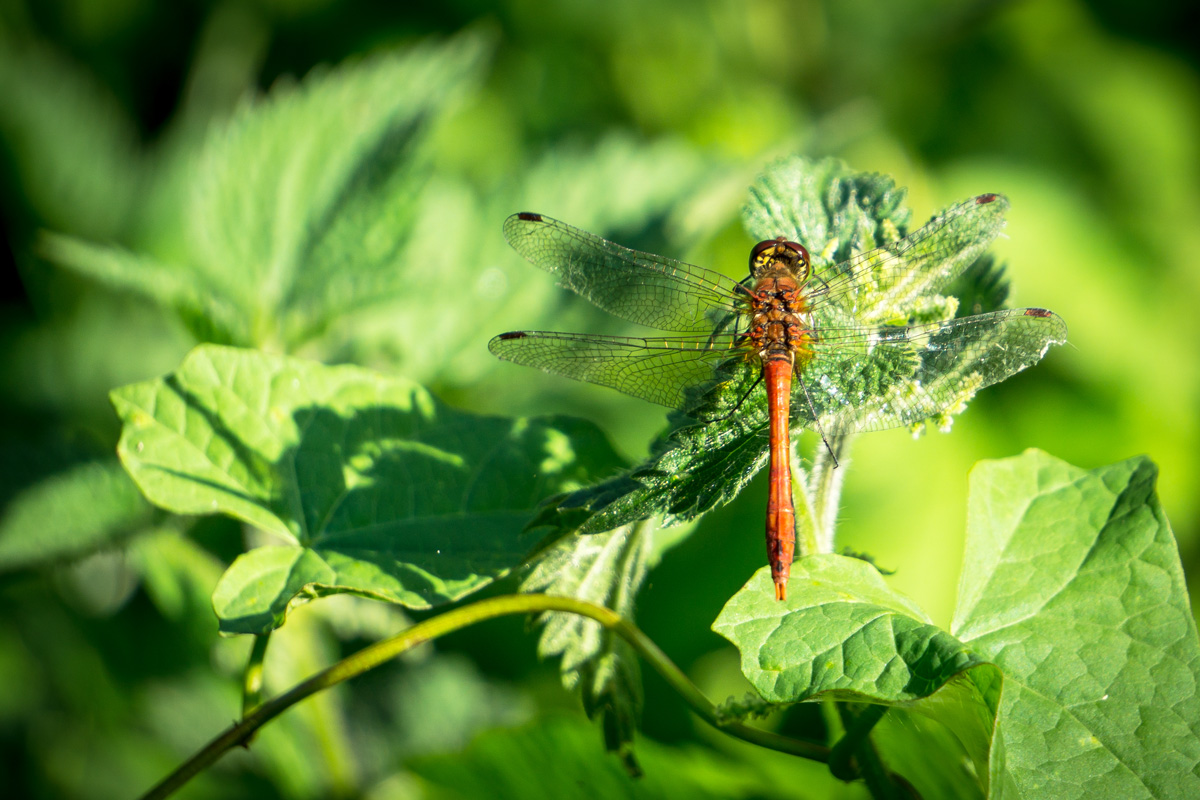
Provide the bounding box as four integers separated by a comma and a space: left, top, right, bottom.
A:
780, 240, 809, 265
750, 237, 810, 272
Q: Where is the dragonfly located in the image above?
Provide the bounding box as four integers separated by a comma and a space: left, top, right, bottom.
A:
489, 195, 1066, 601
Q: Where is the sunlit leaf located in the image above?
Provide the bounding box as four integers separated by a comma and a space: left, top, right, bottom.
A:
110, 345, 624, 633
742, 155, 911, 266
189, 32, 489, 347
39, 32, 490, 350
714, 451, 1200, 798
955, 451, 1200, 799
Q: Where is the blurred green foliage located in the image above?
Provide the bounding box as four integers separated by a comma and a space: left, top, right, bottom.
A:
1, 0, 1198, 798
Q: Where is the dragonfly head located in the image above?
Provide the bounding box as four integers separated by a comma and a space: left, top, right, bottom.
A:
749, 237, 810, 280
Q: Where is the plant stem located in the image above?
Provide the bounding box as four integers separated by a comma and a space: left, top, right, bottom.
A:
832, 703, 904, 799
810, 434, 851, 552
137, 594, 828, 800
241, 633, 269, 717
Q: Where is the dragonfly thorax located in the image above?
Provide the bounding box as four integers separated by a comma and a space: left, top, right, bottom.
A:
749, 237, 810, 282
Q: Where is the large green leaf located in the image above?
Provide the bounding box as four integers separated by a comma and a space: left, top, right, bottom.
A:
955, 451, 1200, 799
110, 345, 624, 634
714, 451, 1200, 798
41, 32, 489, 349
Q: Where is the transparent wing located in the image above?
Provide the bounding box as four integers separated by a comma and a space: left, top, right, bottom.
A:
503, 213, 746, 332
504, 195, 1009, 337
489, 330, 749, 411
797, 308, 1068, 435
807, 194, 1011, 325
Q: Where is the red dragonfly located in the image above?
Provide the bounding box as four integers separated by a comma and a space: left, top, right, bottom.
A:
490, 195, 1065, 601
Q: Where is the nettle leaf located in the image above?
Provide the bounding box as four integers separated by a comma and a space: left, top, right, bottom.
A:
110, 345, 624, 634
714, 451, 1200, 798
561, 410, 771, 536
36, 234, 244, 344
743, 155, 912, 265
520, 522, 657, 773
190, 32, 489, 347
0, 459, 153, 570
42, 32, 489, 349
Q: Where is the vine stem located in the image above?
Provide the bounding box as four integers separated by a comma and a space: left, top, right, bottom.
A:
137, 594, 828, 800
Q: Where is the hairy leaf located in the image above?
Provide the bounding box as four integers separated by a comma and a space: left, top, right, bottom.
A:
521, 522, 656, 773
41, 33, 489, 350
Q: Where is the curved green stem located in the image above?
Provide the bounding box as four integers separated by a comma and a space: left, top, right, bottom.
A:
137, 594, 828, 800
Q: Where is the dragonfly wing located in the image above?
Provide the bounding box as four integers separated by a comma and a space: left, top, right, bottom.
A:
797, 308, 1067, 435
489, 330, 749, 412
810, 194, 1010, 325
504, 213, 746, 332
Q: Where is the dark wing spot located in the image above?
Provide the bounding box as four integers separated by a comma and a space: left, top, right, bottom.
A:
975, 193, 999, 205
516, 212, 543, 222
1023, 308, 1053, 318
496, 331, 528, 340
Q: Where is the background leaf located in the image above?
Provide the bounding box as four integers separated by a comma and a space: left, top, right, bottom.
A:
407, 713, 775, 800
0, 459, 153, 571
40, 32, 490, 350
111, 345, 625, 633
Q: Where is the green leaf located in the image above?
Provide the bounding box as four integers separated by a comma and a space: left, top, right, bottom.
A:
188, 32, 489, 347
0, 38, 139, 239
36, 234, 242, 344
713, 554, 993, 704
565, 411, 771, 536
743, 155, 911, 266
110, 345, 624, 633
406, 714, 771, 800
871, 701, 988, 800
40, 32, 490, 350
954, 450, 1200, 799
0, 459, 153, 570
714, 451, 1200, 798
520, 522, 657, 772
